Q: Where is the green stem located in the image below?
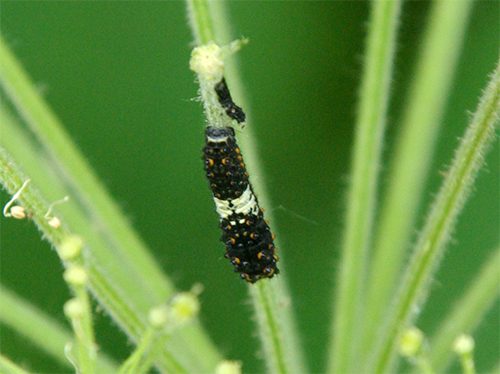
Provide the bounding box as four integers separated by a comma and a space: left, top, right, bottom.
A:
0, 34, 175, 307
73, 288, 97, 374
328, 1, 402, 372
368, 62, 500, 374
118, 327, 155, 374
0, 286, 118, 373
363, 1, 473, 364
248, 282, 288, 374
61, 242, 97, 374
186, 1, 306, 372
135, 332, 171, 374
0, 106, 203, 374
186, 0, 215, 45
0, 35, 222, 373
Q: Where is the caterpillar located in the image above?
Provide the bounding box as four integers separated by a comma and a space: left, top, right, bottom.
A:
203, 126, 279, 283
214, 78, 246, 126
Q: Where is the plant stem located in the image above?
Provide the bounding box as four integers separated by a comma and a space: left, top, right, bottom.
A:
248, 282, 288, 374
0, 34, 175, 307
367, 62, 500, 374
328, 1, 402, 372
0, 286, 118, 373
186, 0, 215, 45
0, 35, 222, 373
71, 291, 96, 374
363, 2, 473, 363
118, 327, 155, 374
186, 1, 306, 372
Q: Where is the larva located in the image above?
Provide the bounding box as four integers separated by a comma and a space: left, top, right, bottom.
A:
203, 126, 279, 283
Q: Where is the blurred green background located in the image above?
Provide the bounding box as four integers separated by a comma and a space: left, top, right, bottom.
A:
1, 1, 498, 373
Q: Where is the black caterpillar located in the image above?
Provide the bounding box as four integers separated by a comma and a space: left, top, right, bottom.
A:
214, 78, 246, 125
203, 126, 279, 283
